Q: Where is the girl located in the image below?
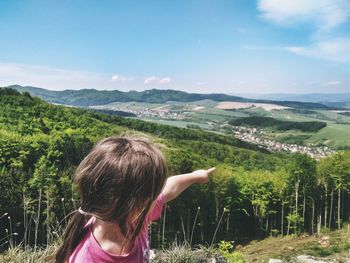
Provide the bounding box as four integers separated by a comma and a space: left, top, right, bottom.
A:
55, 136, 215, 263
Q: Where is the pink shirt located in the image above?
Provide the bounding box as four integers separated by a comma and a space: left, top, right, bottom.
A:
68, 194, 164, 263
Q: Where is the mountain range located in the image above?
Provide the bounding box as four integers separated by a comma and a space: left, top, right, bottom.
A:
236, 93, 350, 108
5, 85, 335, 109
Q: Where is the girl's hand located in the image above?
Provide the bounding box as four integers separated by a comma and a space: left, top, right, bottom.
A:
192, 167, 216, 184
162, 167, 216, 203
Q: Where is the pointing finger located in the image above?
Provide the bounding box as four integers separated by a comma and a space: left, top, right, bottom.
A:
207, 167, 216, 174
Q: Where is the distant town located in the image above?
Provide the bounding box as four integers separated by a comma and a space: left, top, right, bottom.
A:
89, 105, 188, 120
223, 125, 334, 160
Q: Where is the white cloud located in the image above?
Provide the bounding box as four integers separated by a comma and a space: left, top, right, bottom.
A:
144, 76, 158, 84
0, 63, 174, 91
258, 0, 350, 30
326, 80, 342, 85
159, 77, 171, 84
111, 74, 133, 81
144, 76, 172, 85
0, 63, 138, 91
286, 38, 350, 62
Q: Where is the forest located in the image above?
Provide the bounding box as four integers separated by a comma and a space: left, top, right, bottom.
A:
228, 116, 327, 132
0, 87, 350, 253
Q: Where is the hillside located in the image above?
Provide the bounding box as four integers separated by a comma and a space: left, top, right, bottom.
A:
0, 87, 288, 247
8, 84, 331, 109
1, 87, 350, 263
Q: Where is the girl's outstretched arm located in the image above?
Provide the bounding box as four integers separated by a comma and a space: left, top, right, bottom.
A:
161, 167, 215, 203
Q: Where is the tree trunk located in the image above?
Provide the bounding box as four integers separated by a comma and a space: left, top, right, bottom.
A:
324, 185, 328, 228
295, 180, 300, 217
338, 188, 341, 230
303, 189, 306, 230
317, 215, 321, 236
187, 209, 190, 242
34, 188, 42, 252
46, 190, 50, 247
226, 213, 229, 232
23, 191, 27, 249
281, 202, 284, 236
311, 198, 315, 234
215, 197, 219, 222
329, 188, 334, 228
295, 179, 300, 233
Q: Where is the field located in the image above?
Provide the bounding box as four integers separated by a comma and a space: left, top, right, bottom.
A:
216, 101, 290, 111
91, 100, 350, 150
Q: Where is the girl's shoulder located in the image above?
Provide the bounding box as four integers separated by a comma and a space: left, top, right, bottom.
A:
147, 193, 165, 222
70, 217, 147, 262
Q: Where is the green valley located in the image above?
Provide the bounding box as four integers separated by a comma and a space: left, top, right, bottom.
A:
1, 87, 350, 262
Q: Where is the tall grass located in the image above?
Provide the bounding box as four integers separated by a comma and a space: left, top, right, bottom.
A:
0, 193, 234, 262
0, 242, 58, 263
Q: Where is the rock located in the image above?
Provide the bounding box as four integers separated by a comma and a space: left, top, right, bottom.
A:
318, 236, 330, 248
294, 255, 333, 263
301, 233, 310, 239
269, 259, 284, 263
208, 258, 227, 263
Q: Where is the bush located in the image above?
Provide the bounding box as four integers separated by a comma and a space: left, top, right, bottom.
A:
152, 243, 225, 263
218, 241, 246, 263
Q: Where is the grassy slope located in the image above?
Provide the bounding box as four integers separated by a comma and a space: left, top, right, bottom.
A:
238, 227, 350, 262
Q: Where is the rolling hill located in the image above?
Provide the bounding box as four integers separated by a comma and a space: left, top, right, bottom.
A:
240, 93, 350, 109
7, 84, 331, 109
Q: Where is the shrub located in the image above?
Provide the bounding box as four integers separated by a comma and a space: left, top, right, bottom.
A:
218, 241, 246, 263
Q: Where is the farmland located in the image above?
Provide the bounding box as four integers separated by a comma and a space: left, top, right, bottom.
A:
88, 100, 350, 152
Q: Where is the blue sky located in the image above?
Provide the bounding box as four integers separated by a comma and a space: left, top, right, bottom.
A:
0, 0, 349, 94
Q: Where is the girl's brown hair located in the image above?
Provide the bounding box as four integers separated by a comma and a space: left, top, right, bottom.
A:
55, 136, 167, 263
